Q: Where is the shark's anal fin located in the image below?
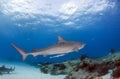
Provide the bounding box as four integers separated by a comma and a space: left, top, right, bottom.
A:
58, 36, 66, 44
32, 53, 37, 58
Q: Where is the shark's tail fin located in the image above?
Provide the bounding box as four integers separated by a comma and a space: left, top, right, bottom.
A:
11, 43, 28, 61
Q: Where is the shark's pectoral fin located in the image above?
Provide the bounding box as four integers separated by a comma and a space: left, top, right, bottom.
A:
42, 54, 47, 57
73, 48, 79, 52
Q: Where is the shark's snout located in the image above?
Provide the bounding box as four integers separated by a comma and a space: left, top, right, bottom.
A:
83, 43, 86, 47
78, 43, 86, 49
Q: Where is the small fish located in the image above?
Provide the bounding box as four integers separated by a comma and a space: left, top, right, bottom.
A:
11, 36, 86, 61
0, 65, 15, 74
50, 54, 65, 58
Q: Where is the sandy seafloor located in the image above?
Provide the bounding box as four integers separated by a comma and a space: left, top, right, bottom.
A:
0, 59, 65, 79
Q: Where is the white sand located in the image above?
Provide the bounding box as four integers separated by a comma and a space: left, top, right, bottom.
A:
0, 60, 66, 79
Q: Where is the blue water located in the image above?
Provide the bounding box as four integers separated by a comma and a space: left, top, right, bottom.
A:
0, 0, 120, 63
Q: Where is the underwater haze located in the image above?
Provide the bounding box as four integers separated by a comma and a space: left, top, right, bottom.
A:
0, 0, 120, 63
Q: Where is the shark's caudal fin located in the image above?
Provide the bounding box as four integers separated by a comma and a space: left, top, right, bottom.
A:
11, 43, 28, 61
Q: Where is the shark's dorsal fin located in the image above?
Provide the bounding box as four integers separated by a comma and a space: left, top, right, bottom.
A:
58, 36, 66, 43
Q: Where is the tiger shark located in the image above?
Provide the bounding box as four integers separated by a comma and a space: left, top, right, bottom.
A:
11, 36, 86, 61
